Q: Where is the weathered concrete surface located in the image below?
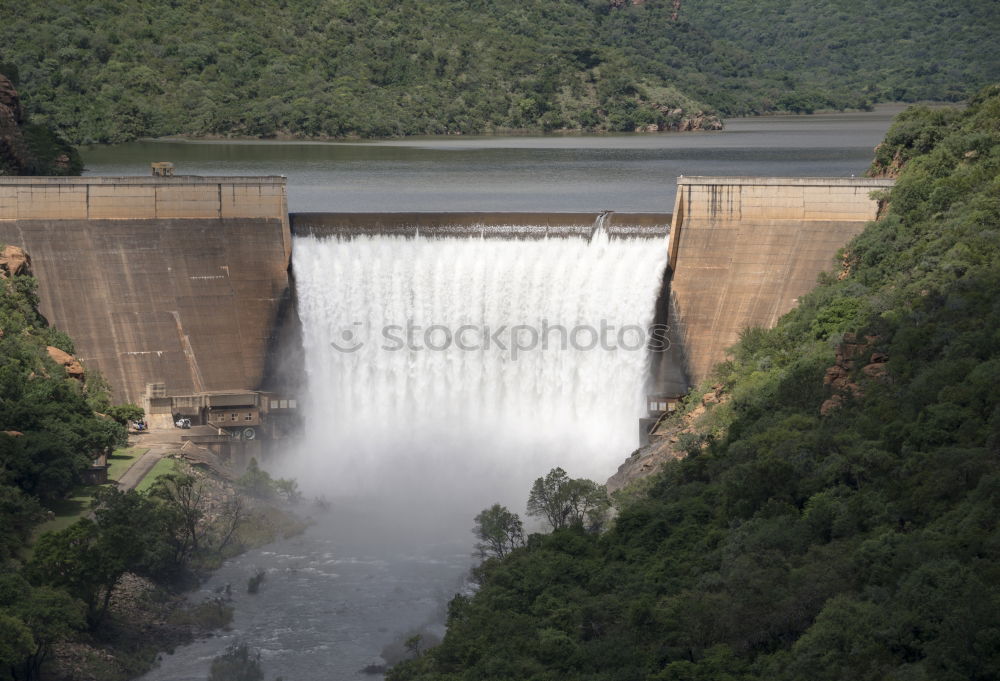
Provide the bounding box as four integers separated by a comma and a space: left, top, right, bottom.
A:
0, 175, 287, 214
667, 176, 894, 386
0, 177, 291, 404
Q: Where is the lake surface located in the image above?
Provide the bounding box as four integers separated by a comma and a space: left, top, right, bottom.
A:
125, 108, 899, 681
82, 106, 901, 213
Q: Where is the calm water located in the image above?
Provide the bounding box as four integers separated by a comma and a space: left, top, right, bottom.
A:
83, 106, 901, 213
128, 108, 899, 681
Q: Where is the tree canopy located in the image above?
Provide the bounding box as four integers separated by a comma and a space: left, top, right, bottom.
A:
0, 0, 996, 143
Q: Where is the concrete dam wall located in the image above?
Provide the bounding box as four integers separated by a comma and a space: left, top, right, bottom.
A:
0, 174, 892, 409
0, 176, 291, 404
667, 176, 894, 386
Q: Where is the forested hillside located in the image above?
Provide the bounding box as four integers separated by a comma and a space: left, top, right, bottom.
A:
388, 86, 1000, 681
635, 0, 1000, 114
0, 71, 81, 175
0, 0, 997, 143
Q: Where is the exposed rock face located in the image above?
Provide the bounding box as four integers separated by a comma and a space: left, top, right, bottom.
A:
0, 245, 31, 278
820, 333, 889, 415
676, 112, 723, 131
47, 345, 85, 380
607, 384, 727, 493
868, 142, 906, 179
635, 107, 724, 133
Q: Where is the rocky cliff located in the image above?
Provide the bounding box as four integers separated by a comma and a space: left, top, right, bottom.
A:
607, 384, 728, 493
635, 107, 723, 133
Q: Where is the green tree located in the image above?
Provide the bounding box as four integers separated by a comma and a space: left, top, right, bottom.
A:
0, 574, 85, 681
148, 473, 207, 562
237, 458, 275, 499
105, 403, 143, 426
0, 486, 45, 562
0, 613, 34, 681
472, 504, 525, 559
236, 458, 299, 502
29, 488, 165, 628
527, 468, 611, 532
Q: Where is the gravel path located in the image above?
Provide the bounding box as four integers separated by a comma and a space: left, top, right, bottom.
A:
116, 430, 187, 490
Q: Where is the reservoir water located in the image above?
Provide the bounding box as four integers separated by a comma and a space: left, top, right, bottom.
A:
83, 106, 901, 213
121, 107, 899, 681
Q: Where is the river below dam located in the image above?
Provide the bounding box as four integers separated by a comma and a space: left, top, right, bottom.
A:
106, 108, 900, 681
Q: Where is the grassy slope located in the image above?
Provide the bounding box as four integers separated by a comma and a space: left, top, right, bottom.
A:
134, 457, 180, 494
105, 445, 148, 482
0, 1, 997, 143
388, 86, 1000, 681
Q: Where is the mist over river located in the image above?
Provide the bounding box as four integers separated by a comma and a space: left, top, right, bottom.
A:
117, 108, 898, 681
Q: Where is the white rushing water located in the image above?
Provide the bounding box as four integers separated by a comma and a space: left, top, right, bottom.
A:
288, 229, 669, 532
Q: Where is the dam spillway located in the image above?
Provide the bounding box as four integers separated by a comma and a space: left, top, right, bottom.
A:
287, 229, 669, 508
289, 211, 671, 239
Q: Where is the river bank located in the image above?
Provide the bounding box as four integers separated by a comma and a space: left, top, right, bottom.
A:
46, 459, 309, 681
132, 501, 473, 681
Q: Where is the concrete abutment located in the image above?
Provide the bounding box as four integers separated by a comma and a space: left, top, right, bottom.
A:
666, 176, 894, 387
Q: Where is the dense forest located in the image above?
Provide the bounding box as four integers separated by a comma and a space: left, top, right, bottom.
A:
0, 71, 81, 175
388, 86, 1000, 681
629, 0, 1000, 114
0, 0, 997, 143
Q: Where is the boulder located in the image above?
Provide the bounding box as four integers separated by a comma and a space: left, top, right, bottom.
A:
46, 346, 85, 380
819, 395, 843, 416
862, 363, 890, 381
0, 245, 31, 278
701, 383, 725, 406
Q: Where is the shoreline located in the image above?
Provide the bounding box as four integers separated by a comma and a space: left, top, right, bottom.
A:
74, 101, 948, 148
47, 455, 310, 681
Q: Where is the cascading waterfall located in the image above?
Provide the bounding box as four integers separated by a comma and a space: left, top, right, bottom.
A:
288, 227, 669, 533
